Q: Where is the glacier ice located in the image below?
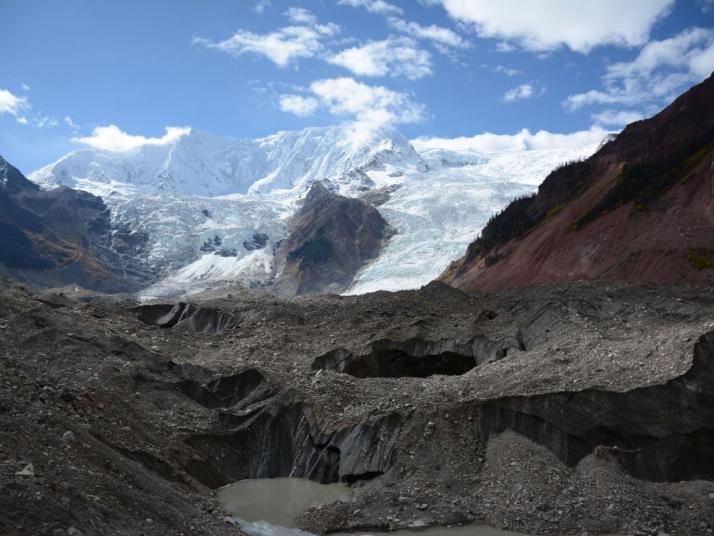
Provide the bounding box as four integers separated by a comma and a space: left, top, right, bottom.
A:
29, 124, 600, 298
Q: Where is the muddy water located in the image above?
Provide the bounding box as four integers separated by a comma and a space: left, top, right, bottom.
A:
217, 477, 351, 528
217, 477, 526, 536
333, 527, 525, 536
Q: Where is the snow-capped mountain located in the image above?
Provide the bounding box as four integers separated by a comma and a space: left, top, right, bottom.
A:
29, 124, 600, 299
31, 125, 426, 197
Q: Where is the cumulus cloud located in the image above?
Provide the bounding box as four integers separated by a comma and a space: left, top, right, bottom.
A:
436, 0, 674, 53
279, 94, 319, 117
329, 37, 432, 79
254, 0, 271, 14
311, 78, 426, 125
493, 65, 521, 76
591, 109, 644, 127
0, 88, 30, 124
338, 0, 403, 15
564, 27, 714, 110
411, 126, 609, 153
194, 16, 339, 68
35, 116, 59, 129
503, 83, 544, 102
284, 7, 316, 25
277, 77, 425, 135
72, 125, 191, 152
503, 84, 533, 102
387, 17, 469, 49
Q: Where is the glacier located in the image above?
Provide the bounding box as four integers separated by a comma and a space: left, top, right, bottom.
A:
29, 124, 601, 298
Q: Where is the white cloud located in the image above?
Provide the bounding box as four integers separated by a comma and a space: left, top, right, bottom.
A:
387, 17, 469, 49
493, 65, 521, 76
591, 109, 644, 127
565, 27, 714, 110
194, 20, 339, 68
34, 116, 59, 129
64, 115, 78, 129
699, 0, 714, 12
254, 0, 271, 14
284, 7, 316, 25
308, 77, 426, 130
329, 37, 432, 79
412, 126, 609, 153
503, 83, 544, 102
0, 88, 30, 124
21, 83, 31, 92
338, 0, 403, 15
279, 94, 319, 117
72, 125, 191, 152
436, 0, 674, 53
495, 41, 517, 53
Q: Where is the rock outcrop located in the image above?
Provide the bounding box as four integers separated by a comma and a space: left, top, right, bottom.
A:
444, 72, 714, 292
274, 182, 394, 295
135, 302, 239, 333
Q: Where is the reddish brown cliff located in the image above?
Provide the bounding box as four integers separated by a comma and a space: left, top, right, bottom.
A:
444, 72, 714, 291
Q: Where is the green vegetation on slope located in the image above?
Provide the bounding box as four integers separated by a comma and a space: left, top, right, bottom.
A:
573, 131, 714, 230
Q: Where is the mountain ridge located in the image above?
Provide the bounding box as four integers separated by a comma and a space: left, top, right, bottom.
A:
31, 124, 427, 197
15, 124, 600, 297
444, 71, 714, 291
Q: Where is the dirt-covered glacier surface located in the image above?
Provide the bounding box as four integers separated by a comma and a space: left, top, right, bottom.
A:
1, 278, 714, 536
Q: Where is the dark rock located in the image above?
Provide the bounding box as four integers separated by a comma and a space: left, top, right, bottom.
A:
111, 224, 148, 256
243, 233, 269, 251
177, 369, 273, 409
186, 397, 400, 486
312, 335, 518, 378
474, 330, 714, 481
360, 184, 402, 207
134, 303, 238, 334
215, 248, 237, 257
274, 182, 395, 295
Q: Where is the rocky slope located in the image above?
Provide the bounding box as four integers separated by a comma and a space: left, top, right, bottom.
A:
444, 72, 714, 292
0, 156, 149, 292
274, 183, 394, 295
2, 277, 714, 535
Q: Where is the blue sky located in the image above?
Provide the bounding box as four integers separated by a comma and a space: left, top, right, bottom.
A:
1, 0, 713, 173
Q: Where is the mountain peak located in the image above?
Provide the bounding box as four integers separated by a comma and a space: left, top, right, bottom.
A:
0, 154, 39, 192
30, 124, 424, 197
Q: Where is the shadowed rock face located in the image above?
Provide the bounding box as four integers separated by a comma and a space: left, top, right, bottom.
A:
445, 72, 714, 291
177, 368, 273, 410
186, 396, 401, 487
475, 330, 714, 482
311, 335, 521, 378
0, 155, 150, 292
135, 303, 239, 333
274, 182, 394, 295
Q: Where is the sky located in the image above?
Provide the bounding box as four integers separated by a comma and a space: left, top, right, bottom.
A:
1, 0, 713, 173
